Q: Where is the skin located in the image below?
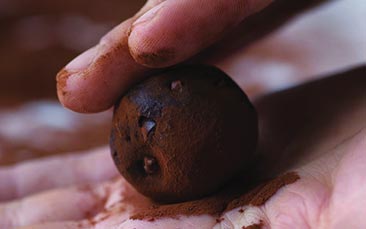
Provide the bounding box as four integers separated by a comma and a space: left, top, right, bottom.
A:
1, 0, 365, 228
1, 67, 365, 228
56, 0, 328, 113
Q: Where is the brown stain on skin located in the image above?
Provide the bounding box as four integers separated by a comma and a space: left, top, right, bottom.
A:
80, 184, 124, 227
147, 217, 155, 222
56, 67, 70, 97
216, 217, 225, 223
55, 64, 101, 113
243, 220, 264, 229
76, 184, 111, 222
131, 48, 176, 67
79, 178, 130, 227
127, 25, 134, 38
87, 212, 112, 226
127, 0, 170, 67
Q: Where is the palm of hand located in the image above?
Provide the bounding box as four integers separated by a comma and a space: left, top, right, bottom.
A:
2, 0, 365, 227
0, 65, 365, 228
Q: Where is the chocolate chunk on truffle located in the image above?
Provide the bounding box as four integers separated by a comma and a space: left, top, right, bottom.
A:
110, 65, 258, 203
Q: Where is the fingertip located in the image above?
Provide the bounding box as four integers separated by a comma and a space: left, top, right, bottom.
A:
55, 19, 147, 114
56, 68, 112, 113
55, 47, 112, 113
56, 68, 80, 112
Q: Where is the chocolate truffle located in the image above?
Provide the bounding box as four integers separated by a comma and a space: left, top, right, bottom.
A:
110, 65, 258, 203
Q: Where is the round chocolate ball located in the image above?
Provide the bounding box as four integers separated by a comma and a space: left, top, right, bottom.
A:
110, 65, 258, 203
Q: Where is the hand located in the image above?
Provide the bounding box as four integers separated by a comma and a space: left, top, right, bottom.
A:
56, 0, 326, 113
1, 66, 365, 228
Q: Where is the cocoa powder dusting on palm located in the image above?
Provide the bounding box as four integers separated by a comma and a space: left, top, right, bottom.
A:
131, 172, 299, 220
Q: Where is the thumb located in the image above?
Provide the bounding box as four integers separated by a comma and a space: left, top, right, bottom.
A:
128, 0, 272, 68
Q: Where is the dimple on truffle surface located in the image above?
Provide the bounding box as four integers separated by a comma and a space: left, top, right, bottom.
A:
110, 65, 258, 203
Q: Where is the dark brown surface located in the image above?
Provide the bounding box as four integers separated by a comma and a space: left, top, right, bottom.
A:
111, 65, 258, 203
242, 220, 263, 229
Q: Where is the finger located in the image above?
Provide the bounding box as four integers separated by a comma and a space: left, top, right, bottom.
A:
128, 0, 272, 68
0, 147, 118, 201
59, 0, 263, 113
56, 0, 167, 113
57, 0, 329, 114
0, 184, 108, 228
56, 19, 151, 113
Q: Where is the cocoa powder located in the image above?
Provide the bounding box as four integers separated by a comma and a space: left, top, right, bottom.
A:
56, 67, 70, 97
242, 220, 264, 229
131, 171, 299, 220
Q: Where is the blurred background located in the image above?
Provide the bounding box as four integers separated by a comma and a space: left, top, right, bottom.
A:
0, 0, 365, 165
0, 0, 145, 165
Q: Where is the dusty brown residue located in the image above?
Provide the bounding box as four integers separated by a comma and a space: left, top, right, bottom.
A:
130, 172, 299, 220
226, 171, 300, 210
56, 67, 70, 97
75, 184, 111, 223
111, 65, 258, 203
242, 220, 264, 229
131, 48, 176, 67
216, 217, 225, 223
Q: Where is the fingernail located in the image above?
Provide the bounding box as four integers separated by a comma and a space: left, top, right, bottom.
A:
65, 46, 99, 72
132, 3, 164, 27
